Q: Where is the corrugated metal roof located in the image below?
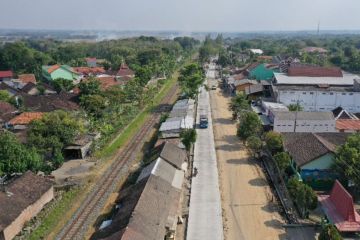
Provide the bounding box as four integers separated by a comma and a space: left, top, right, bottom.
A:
275, 111, 334, 121
274, 72, 359, 86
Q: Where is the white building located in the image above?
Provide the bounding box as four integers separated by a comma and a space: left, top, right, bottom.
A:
249, 49, 263, 55
261, 101, 288, 122
273, 111, 336, 133
273, 72, 360, 113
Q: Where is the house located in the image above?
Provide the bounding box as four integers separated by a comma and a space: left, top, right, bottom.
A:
85, 57, 97, 67
64, 133, 100, 159
21, 93, 79, 112
336, 120, 360, 133
248, 63, 278, 81
150, 142, 188, 171
7, 112, 43, 130
96, 76, 123, 90
282, 132, 349, 188
244, 84, 264, 99
116, 63, 135, 81
42, 65, 81, 83
273, 111, 336, 133
18, 74, 36, 84
0, 171, 54, 240
235, 79, 258, 92
318, 180, 360, 232
160, 99, 195, 138
301, 47, 328, 54
272, 66, 360, 112
249, 49, 263, 55
332, 107, 358, 120
0, 82, 20, 97
21, 82, 56, 96
260, 101, 288, 122
73, 67, 105, 77
257, 55, 273, 62
96, 145, 186, 240
0, 71, 13, 81
0, 101, 17, 126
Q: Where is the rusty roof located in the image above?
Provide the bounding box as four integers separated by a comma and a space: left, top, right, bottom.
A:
288, 66, 343, 77
18, 74, 36, 84
336, 120, 360, 131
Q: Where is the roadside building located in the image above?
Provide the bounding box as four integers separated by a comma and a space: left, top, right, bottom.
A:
272, 65, 360, 112
260, 101, 288, 122
0, 171, 54, 240
96, 143, 186, 240
318, 180, 360, 232
282, 132, 349, 189
336, 119, 360, 133
42, 65, 81, 84
0, 71, 13, 82
248, 63, 278, 81
160, 99, 195, 138
332, 106, 358, 120
273, 111, 336, 133
244, 84, 264, 99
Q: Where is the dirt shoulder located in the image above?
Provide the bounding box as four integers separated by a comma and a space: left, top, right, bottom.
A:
209, 86, 285, 240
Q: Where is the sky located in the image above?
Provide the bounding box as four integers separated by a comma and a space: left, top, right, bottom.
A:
0, 0, 359, 32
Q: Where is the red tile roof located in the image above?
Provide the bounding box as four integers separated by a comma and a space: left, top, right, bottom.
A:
288, 66, 343, 77
336, 120, 360, 131
18, 74, 37, 84
47, 65, 61, 73
318, 180, 360, 232
97, 76, 122, 90
73, 67, 105, 75
9, 112, 44, 125
0, 70, 13, 78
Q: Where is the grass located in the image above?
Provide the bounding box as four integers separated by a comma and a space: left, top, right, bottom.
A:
28, 188, 81, 240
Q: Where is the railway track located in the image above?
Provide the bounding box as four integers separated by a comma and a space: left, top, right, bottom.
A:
56, 83, 178, 240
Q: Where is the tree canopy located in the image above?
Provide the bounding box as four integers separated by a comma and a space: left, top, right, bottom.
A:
237, 111, 262, 140
178, 63, 205, 98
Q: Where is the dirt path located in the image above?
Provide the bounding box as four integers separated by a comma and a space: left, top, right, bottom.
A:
210, 87, 285, 240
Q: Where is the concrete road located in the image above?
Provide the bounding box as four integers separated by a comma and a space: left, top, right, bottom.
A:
186, 66, 224, 240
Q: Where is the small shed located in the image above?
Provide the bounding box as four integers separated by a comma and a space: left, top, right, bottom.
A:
64, 133, 100, 159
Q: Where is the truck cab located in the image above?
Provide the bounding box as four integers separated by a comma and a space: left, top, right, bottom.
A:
199, 114, 208, 128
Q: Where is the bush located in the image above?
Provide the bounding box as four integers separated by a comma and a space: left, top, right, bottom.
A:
264, 131, 283, 154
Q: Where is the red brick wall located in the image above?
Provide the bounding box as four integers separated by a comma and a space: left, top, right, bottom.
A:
2, 187, 54, 240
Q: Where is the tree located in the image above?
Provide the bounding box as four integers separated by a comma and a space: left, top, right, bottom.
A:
27, 111, 84, 168
0, 90, 11, 103
178, 63, 204, 98
237, 111, 262, 140
334, 133, 360, 192
180, 129, 197, 151
264, 131, 283, 154
318, 225, 342, 240
287, 177, 318, 217
80, 94, 107, 118
229, 93, 249, 119
288, 103, 303, 112
274, 152, 291, 174
246, 135, 262, 157
0, 131, 42, 175
78, 77, 101, 96
52, 78, 74, 93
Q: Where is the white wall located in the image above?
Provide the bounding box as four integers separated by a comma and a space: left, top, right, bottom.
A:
273, 118, 336, 132
277, 90, 360, 112
273, 119, 295, 132
295, 119, 336, 132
